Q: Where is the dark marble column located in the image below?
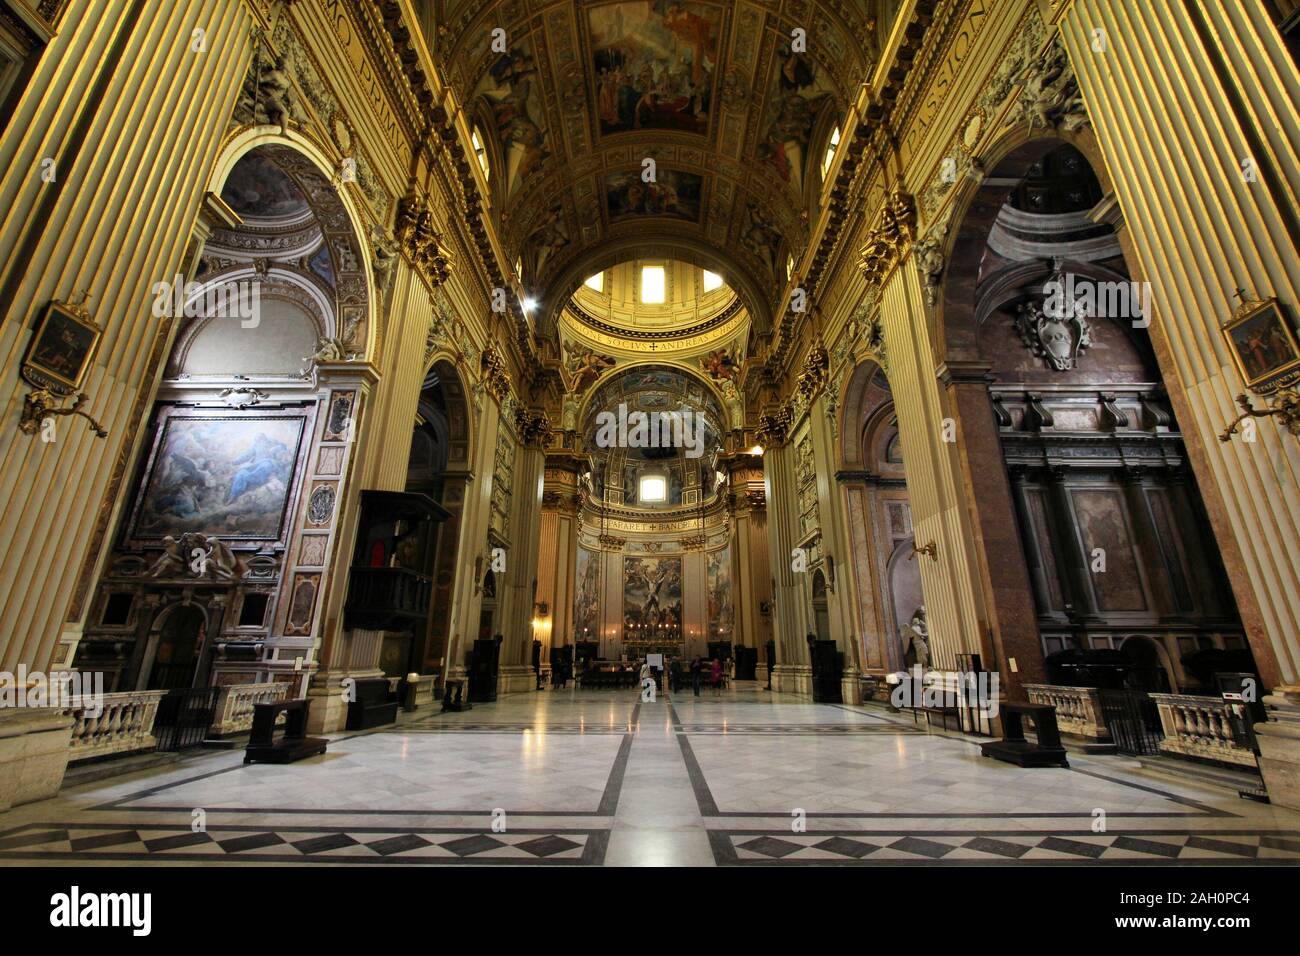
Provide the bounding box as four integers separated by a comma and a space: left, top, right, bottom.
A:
940, 362, 1045, 696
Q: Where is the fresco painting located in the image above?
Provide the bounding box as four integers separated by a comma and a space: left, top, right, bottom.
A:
589, 1, 721, 136
135, 417, 303, 540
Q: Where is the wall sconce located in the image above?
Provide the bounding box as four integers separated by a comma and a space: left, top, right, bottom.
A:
910, 540, 938, 562
1219, 389, 1300, 442
19, 389, 107, 438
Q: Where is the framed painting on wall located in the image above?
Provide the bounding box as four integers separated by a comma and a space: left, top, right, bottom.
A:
23, 299, 102, 392
1222, 297, 1300, 390
126, 407, 313, 548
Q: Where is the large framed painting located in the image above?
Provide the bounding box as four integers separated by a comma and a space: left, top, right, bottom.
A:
706, 546, 732, 640
623, 555, 682, 637
126, 408, 312, 547
1222, 297, 1300, 390
23, 300, 102, 392
573, 547, 601, 642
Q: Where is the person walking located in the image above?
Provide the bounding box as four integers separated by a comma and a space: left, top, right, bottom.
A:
710, 658, 724, 696
690, 657, 703, 697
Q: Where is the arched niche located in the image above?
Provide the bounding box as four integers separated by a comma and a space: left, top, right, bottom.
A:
835, 358, 912, 674
200, 130, 375, 365
932, 131, 1247, 673
403, 356, 474, 677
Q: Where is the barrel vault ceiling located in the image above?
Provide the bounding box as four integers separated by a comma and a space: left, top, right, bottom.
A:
428, 0, 891, 336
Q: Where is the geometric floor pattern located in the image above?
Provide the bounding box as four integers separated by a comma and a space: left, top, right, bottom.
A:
0, 822, 596, 864
2, 684, 1299, 866
725, 830, 1300, 864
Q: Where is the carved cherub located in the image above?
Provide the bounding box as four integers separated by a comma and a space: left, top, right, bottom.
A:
204, 537, 243, 580
148, 536, 186, 578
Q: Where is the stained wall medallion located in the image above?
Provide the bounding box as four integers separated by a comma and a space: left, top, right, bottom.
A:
307, 484, 336, 526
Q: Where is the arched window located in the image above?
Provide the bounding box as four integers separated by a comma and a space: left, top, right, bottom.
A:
638, 474, 667, 503
821, 125, 841, 179
471, 127, 490, 180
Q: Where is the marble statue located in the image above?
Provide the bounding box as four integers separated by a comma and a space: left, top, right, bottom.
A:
903, 608, 930, 669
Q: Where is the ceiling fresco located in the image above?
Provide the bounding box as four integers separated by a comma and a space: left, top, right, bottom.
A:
429, 1, 892, 333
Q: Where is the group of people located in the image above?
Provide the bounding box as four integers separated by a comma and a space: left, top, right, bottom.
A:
658, 657, 726, 697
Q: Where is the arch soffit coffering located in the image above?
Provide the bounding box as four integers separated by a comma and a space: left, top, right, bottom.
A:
933, 127, 1123, 365
205, 127, 377, 364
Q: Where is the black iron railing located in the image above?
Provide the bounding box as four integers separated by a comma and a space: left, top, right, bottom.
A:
1098, 689, 1164, 756
153, 686, 220, 752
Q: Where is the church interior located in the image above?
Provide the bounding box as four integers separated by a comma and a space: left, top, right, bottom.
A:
1, 0, 1300, 888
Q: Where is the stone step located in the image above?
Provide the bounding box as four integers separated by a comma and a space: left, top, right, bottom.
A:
1136, 753, 1263, 795
62, 750, 184, 789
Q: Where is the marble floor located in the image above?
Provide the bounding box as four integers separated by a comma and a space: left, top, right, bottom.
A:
2, 682, 1300, 866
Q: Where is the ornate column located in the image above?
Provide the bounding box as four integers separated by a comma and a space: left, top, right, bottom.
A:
494, 404, 550, 694
760, 411, 812, 694
535, 452, 583, 682
0, 0, 257, 675
302, 362, 383, 733
864, 187, 997, 674
723, 452, 772, 680
938, 361, 1043, 696
1055, 0, 1300, 687
807, 382, 864, 703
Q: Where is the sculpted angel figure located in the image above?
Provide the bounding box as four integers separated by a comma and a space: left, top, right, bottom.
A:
204, 537, 243, 580
902, 607, 930, 669
148, 536, 186, 578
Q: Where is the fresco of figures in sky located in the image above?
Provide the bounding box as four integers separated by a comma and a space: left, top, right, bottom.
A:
759, 45, 836, 195
474, 39, 549, 196
605, 168, 703, 222
134, 417, 302, 540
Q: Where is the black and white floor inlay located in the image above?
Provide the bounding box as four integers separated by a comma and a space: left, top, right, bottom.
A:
2, 687, 1298, 866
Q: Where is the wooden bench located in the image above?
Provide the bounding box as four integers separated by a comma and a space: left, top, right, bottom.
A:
980, 702, 1069, 768
345, 677, 399, 730
244, 698, 328, 765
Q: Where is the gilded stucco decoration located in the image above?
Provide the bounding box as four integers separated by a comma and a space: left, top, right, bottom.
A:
480, 346, 512, 403
435, 1, 897, 334
859, 185, 917, 287
396, 187, 454, 287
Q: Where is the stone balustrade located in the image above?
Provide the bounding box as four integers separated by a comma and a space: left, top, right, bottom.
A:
209, 682, 290, 737
1151, 693, 1258, 768
65, 690, 167, 763
1023, 684, 1111, 745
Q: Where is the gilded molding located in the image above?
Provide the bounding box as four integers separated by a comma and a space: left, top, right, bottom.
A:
480, 346, 512, 403
755, 406, 792, 449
